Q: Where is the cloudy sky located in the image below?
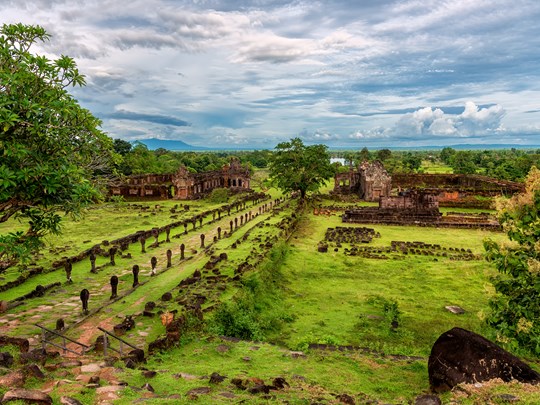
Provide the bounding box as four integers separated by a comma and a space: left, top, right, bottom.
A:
3, 0, 540, 148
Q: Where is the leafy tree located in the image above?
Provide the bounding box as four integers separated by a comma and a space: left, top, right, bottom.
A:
0, 23, 114, 268
439, 147, 456, 165
450, 150, 477, 174
402, 152, 422, 172
376, 148, 392, 162
269, 138, 334, 199
358, 147, 370, 163
484, 167, 540, 353
113, 138, 132, 156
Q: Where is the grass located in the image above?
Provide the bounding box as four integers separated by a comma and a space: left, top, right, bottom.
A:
2, 193, 539, 404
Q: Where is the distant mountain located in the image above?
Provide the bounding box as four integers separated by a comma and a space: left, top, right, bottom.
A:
135, 138, 208, 151
329, 144, 540, 151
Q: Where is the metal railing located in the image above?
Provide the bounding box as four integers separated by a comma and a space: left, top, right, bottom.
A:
35, 324, 89, 356
97, 326, 140, 357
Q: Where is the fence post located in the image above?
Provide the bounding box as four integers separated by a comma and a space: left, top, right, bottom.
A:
62, 336, 67, 354
41, 329, 46, 352
103, 332, 108, 356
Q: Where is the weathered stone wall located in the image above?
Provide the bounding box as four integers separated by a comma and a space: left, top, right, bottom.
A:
110, 159, 251, 200
333, 161, 391, 201
392, 174, 523, 196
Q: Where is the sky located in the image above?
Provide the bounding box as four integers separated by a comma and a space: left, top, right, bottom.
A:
3, 0, 540, 149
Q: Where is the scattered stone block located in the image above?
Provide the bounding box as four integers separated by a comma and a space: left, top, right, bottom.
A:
1, 389, 52, 404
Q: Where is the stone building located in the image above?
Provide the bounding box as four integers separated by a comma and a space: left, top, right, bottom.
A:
333, 160, 392, 201
109, 159, 251, 200
172, 159, 251, 199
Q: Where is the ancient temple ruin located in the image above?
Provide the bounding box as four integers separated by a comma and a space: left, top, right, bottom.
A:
342, 189, 500, 229
333, 160, 392, 201
109, 159, 251, 200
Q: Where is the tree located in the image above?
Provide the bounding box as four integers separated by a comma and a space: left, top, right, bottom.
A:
450, 151, 477, 174
113, 138, 132, 156
358, 147, 370, 163
484, 167, 540, 353
376, 148, 392, 162
268, 138, 334, 199
0, 24, 114, 268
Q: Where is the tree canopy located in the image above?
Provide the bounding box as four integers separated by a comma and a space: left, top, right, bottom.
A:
268, 137, 334, 199
0, 23, 114, 268
484, 166, 540, 354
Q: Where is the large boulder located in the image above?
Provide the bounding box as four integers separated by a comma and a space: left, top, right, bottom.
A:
428, 327, 540, 392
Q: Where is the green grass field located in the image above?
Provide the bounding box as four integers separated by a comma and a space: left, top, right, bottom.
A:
2, 193, 539, 404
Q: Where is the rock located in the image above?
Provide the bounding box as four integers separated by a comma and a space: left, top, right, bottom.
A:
58, 360, 82, 368
445, 305, 465, 314
216, 344, 230, 353
0, 370, 25, 388
60, 396, 83, 405
289, 351, 306, 358
428, 327, 540, 392
0, 335, 29, 352
187, 386, 211, 398
142, 370, 157, 378
0, 351, 14, 368
161, 292, 173, 302
248, 384, 271, 394
89, 375, 100, 385
494, 393, 520, 403
272, 377, 289, 390
142, 383, 154, 392
81, 363, 101, 373
174, 372, 198, 380
126, 348, 145, 364
1, 388, 52, 404
415, 394, 442, 405
209, 372, 226, 384
23, 364, 45, 379
335, 393, 355, 404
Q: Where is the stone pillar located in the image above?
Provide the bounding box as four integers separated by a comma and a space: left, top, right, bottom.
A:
139, 236, 146, 253
109, 247, 117, 266
217, 227, 221, 239
110, 275, 118, 299
166, 249, 172, 268
184, 222, 188, 235
199, 217, 203, 227
200, 234, 205, 248
180, 244, 185, 260
89, 251, 97, 273
150, 256, 157, 276
64, 260, 73, 283
230, 220, 233, 233
132, 265, 140, 287
165, 227, 171, 243
234, 217, 238, 229
80, 289, 89, 315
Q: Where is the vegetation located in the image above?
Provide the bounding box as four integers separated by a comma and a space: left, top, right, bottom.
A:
0, 23, 115, 269
485, 167, 540, 354
269, 138, 335, 199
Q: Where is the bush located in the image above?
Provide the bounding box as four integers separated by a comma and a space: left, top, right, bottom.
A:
207, 188, 229, 203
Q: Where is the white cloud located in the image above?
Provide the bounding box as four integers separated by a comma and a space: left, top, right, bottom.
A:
394, 102, 506, 138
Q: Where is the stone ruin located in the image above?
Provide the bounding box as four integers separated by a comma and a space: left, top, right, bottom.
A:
109, 158, 251, 200
333, 161, 523, 209
333, 160, 392, 201
342, 189, 501, 230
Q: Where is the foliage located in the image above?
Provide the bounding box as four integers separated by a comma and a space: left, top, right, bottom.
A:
484, 166, 540, 354
268, 138, 335, 199
207, 187, 229, 203
0, 23, 115, 267
366, 295, 402, 330
209, 242, 291, 340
